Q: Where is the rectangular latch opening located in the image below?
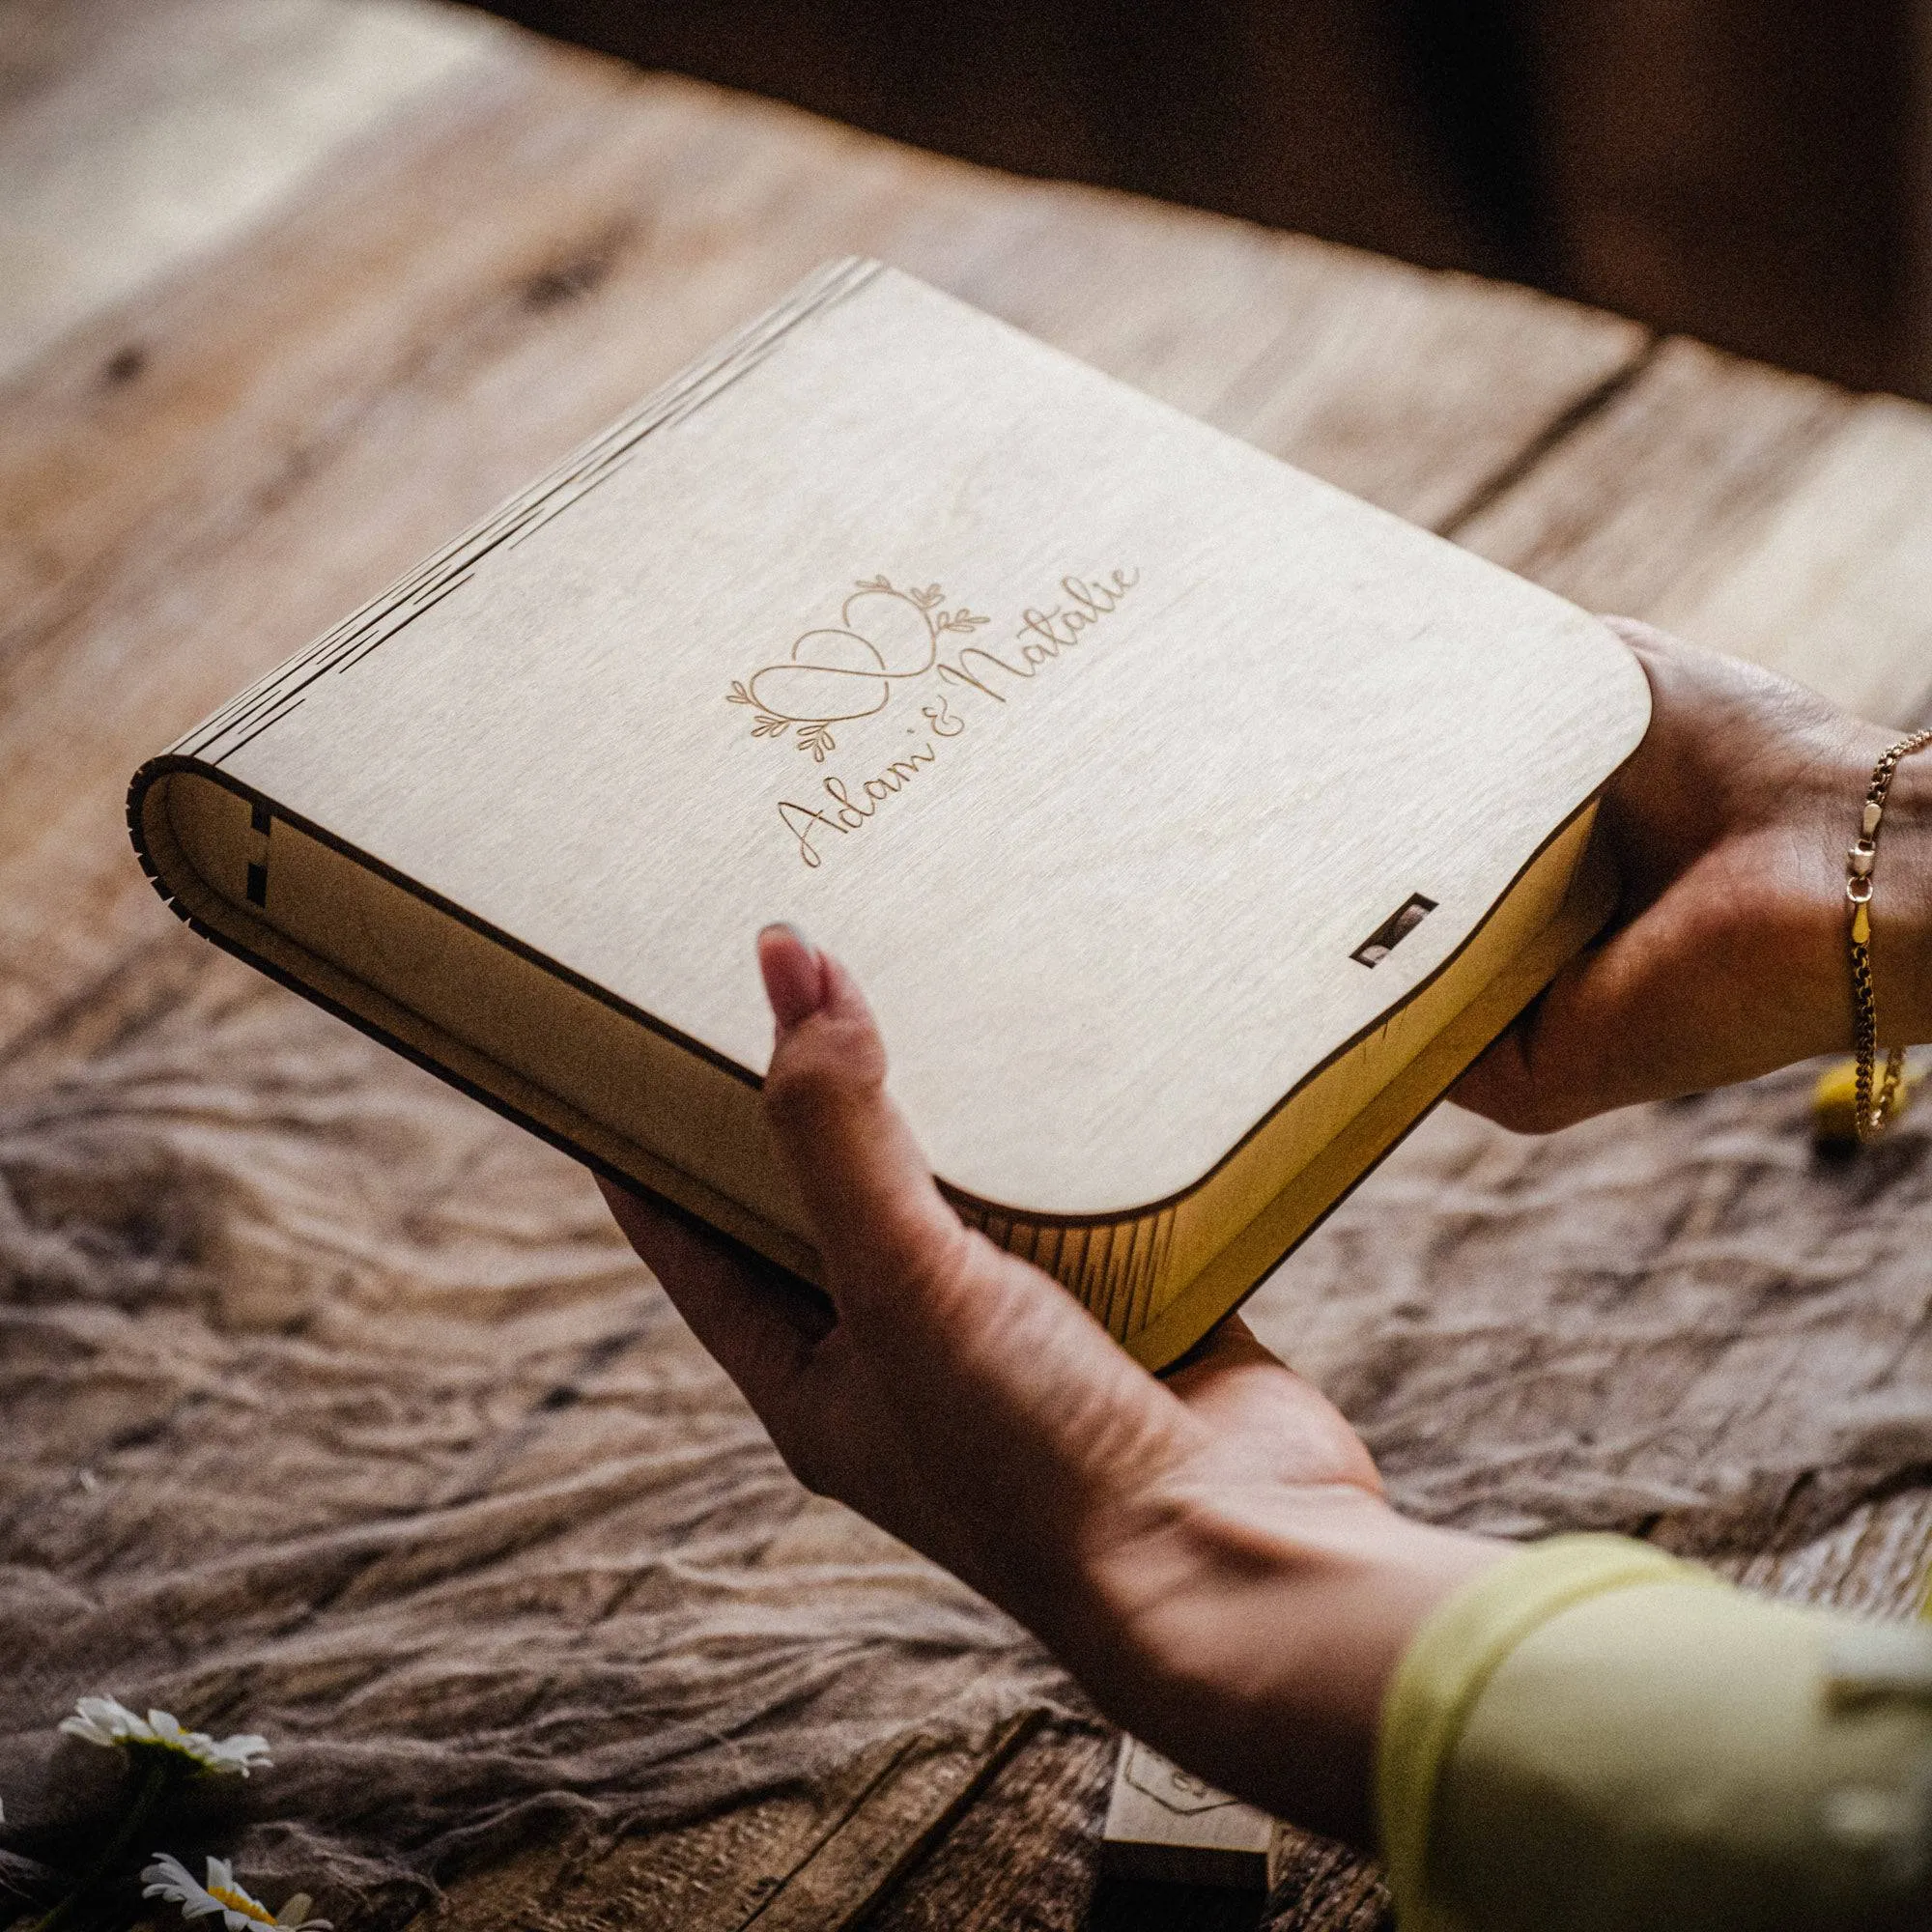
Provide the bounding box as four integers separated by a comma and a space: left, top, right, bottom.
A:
1351, 893, 1436, 968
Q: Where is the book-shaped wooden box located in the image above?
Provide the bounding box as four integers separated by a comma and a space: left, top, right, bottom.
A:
130, 259, 1648, 1370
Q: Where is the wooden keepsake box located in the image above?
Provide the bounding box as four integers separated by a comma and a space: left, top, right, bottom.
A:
130, 259, 1650, 1368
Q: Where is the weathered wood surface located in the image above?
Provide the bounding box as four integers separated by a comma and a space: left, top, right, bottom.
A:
0, 0, 499, 385
1453, 341, 1932, 729
5, 3, 1932, 1928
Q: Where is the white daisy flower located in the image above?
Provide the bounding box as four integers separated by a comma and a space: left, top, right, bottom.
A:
59, 1697, 271, 1776
141, 1855, 329, 1932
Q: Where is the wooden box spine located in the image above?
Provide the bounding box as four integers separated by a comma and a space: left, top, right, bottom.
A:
172, 258, 885, 771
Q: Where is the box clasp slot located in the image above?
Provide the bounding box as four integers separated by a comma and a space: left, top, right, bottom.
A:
1351, 894, 1436, 968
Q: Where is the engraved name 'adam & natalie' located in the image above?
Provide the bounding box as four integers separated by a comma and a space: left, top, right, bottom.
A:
726, 567, 1140, 867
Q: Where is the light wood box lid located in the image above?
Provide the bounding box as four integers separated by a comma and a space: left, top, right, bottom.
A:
183, 261, 1650, 1219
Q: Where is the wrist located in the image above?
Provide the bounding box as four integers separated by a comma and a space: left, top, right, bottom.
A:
1759, 717, 1932, 1064
1053, 1478, 1504, 1846
1870, 742, 1932, 1043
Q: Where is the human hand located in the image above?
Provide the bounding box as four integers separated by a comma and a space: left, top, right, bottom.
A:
1455, 619, 1932, 1132
602, 925, 1498, 1845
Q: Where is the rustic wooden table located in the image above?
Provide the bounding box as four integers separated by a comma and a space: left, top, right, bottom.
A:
6, 3, 1932, 1928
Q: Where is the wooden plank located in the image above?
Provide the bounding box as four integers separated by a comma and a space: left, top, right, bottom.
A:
738, 1716, 1042, 1932
410, 1719, 1041, 1932
1452, 337, 1844, 630
913, 210, 1647, 529
0, 0, 497, 384
412, 1729, 998, 1932
417, 1779, 861, 1932
1644, 394, 1932, 726
865, 1721, 1390, 1932
0, 32, 1643, 1065
1454, 336, 1932, 726
865, 1721, 1120, 1932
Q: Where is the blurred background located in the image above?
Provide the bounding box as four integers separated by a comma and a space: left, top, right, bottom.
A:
481, 0, 1932, 401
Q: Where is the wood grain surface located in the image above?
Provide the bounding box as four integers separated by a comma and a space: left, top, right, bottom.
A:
0, 0, 497, 383
6, 4, 1932, 1928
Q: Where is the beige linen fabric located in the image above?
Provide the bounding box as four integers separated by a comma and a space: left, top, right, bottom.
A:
3, 927, 1929, 1922
0, 939, 1074, 1923
1248, 1064, 1932, 1547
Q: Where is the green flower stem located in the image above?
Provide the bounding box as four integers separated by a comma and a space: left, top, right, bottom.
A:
27, 1755, 175, 1932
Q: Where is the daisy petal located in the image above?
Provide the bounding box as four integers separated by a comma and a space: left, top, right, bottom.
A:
65, 1695, 153, 1749
68, 1697, 272, 1776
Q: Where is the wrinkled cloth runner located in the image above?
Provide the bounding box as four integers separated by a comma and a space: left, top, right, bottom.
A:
1251, 1065, 1932, 1548
2, 933, 1928, 1922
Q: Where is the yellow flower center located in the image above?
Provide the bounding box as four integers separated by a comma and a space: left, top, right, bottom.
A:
208, 1885, 277, 1924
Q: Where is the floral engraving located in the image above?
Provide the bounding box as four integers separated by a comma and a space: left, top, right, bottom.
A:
726, 575, 988, 759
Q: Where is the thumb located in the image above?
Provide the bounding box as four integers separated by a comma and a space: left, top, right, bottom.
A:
756, 924, 973, 1300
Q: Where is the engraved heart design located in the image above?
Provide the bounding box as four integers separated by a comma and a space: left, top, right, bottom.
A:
728, 576, 987, 759
839, 584, 938, 678
748, 628, 891, 724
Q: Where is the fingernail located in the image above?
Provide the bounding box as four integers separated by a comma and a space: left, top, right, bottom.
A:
758, 923, 824, 1028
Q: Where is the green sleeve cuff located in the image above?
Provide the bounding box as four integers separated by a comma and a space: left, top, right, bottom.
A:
1378, 1534, 1932, 1932
1376, 1533, 1713, 1931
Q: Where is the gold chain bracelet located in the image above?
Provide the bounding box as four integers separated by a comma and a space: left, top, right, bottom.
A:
1845, 727, 1932, 1142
